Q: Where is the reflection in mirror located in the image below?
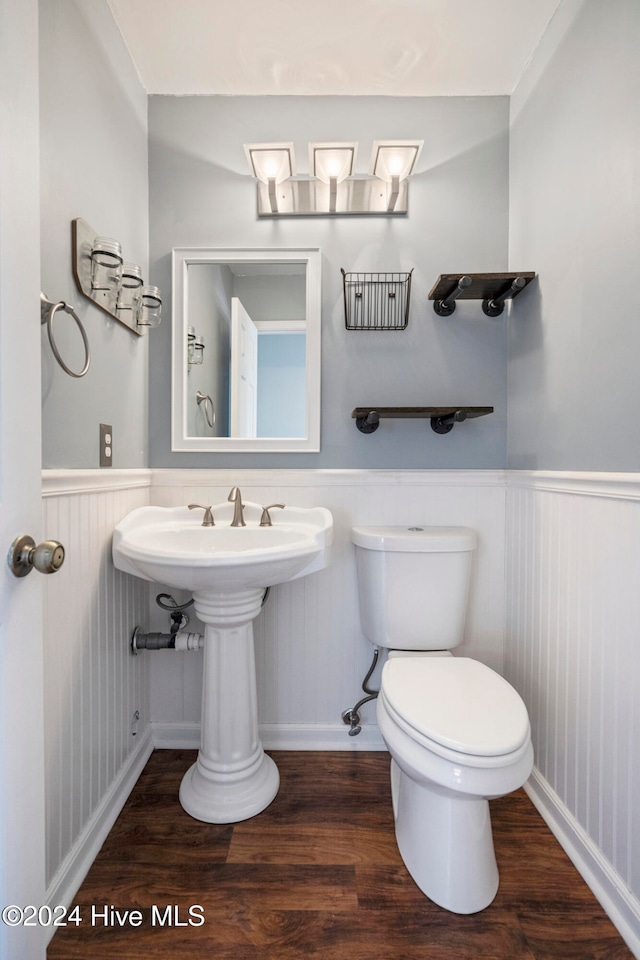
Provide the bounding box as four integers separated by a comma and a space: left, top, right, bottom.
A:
172, 248, 321, 452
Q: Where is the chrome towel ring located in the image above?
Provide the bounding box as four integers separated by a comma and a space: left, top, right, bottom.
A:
196, 391, 215, 428
40, 292, 91, 378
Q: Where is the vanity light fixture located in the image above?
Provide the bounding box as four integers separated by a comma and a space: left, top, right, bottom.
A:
243, 142, 295, 214
244, 140, 423, 217
370, 140, 423, 212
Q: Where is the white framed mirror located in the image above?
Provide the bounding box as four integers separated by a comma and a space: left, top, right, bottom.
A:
171, 247, 321, 452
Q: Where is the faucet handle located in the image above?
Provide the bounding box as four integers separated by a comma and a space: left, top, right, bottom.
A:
188, 504, 215, 526
260, 503, 285, 527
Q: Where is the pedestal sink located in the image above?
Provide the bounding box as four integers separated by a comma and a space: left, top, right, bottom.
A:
113, 498, 333, 823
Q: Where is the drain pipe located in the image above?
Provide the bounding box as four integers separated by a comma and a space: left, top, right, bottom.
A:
130, 626, 204, 655
131, 591, 203, 655
131, 589, 271, 655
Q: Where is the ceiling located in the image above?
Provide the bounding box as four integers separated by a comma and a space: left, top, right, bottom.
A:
106, 0, 563, 97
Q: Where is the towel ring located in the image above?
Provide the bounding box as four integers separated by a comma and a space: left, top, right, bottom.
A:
196, 391, 215, 429
40, 292, 91, 379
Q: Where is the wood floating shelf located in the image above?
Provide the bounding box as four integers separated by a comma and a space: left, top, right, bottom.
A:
352, 406, 494, 435
428, 272, 536, 317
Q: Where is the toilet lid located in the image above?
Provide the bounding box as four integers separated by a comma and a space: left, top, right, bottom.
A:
381, 657, 530, 757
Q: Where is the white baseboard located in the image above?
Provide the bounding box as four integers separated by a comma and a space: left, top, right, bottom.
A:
525, 769, 640, 959
151, 720, 386, 752
44, 728, 154, 943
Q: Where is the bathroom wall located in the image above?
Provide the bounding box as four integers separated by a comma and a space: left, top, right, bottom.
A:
148, 94, 510, 469
507, 0, 640, 472
39, 0, 149, 468
38, 0, 154, 924
506, 1, 640, 953
506, 474, 640, 952
42, 472, 152, 911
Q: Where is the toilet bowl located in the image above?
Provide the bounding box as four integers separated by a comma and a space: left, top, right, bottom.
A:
351, 525, 533, 914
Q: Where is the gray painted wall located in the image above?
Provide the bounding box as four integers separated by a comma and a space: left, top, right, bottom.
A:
39, 0, 149, 468
148, 95, 510, 468
508, 0, 640, 471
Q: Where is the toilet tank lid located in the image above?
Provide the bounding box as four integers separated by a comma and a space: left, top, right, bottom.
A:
351, 526, 477, 553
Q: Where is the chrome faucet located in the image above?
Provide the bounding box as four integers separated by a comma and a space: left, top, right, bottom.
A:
227, 487, 246, 527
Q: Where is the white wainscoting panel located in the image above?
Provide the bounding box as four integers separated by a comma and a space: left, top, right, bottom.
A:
42, 471, 152, 897
148, 470, 506, 749
505, 472, 640, 957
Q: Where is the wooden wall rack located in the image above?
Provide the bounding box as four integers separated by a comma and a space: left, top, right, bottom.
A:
351, 406, 494, 435
428, 272, 535, 317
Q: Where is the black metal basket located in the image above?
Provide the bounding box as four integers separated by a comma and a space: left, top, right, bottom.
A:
342, 269, 413, 331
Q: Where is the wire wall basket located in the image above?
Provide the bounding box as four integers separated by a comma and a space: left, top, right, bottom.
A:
342, 269, 413, 331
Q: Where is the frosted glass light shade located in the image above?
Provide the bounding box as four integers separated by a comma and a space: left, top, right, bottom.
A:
244, 142, 295, 184
310, 142, 357, 184
370, 140, 423, 182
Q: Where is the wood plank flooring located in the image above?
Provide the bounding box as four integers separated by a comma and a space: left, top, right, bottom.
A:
48, 750, 634, 960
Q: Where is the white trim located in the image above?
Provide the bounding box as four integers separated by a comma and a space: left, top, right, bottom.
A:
151, 721, 386, 752
260, 723, 386, 751
507, 470, 640, 501
42, 468, 152, 497
151, 721, 200, 749
44, 728, 153, 943
525, 771, 640, 959
40, 468, 640, 499
150, 468, 507, 489
254, 320, 306, 333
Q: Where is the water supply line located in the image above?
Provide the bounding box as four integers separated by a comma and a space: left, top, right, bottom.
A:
341, 646, 380, 736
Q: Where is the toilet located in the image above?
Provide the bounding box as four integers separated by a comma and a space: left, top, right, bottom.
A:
351, 525, 533, 915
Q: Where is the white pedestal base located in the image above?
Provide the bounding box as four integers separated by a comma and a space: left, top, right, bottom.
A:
179, 588, 279, 824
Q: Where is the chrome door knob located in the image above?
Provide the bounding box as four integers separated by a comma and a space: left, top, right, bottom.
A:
8, 535, 65, 578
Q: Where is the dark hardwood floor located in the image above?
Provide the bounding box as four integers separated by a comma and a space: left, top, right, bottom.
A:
48, 750, 634, 960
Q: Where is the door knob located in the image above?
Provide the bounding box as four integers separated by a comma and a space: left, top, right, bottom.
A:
7, 535, 65, 578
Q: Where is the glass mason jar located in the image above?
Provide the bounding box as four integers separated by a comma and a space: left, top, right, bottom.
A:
115, 262, 144, 320
192, 336, 205, 364
90, 237, 123, 295
135, 285, 162, 330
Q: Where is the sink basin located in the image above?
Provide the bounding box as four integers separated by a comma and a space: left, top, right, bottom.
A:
113, 501, 333, 591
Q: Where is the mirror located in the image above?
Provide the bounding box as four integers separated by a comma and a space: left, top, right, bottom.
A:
172, 247, 321, 452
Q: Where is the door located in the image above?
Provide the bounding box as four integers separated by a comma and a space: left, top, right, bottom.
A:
0, 3, 47, 959
229, 297, 258, 438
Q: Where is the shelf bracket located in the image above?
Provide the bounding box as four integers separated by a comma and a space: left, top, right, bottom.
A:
355, 411, 380, 434
430, 409, 467, 434
482, 276, 526, 317
433, 275, 472, 317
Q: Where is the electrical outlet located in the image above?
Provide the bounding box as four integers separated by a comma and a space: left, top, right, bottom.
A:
100, 423, 113, 467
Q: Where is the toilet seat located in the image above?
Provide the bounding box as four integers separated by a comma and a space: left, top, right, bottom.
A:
381, 657, 530, 763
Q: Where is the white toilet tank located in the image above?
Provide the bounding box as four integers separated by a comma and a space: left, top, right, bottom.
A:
351, 526, 477, 650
